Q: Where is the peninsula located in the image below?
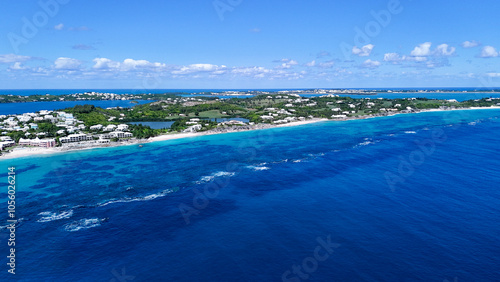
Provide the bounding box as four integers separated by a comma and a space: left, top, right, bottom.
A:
1, 93, 499, 158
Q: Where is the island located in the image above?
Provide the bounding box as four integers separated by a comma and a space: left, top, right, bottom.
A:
1, 93, 499, 158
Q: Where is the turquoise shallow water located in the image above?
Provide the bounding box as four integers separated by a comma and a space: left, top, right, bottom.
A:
1, 109, 500, 281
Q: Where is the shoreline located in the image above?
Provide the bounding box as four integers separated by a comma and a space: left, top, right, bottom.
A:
2, 106, 500, 160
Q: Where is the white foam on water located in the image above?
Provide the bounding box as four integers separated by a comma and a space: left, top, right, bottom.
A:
64, 218, 104, 232
37, 210, 74, 222
247, 165, 270, 171
196, 171, 236, 184
98, 189, 175, 207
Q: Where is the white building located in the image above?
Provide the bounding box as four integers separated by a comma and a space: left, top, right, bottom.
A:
117, 124, 129, 131
104, 124, 117, 132
90, 124, 104, 131
60, 134, 92, 143
109, 131, 133, 138
183, 124, 202, 133
18, 138, 56, 148
0, 140, 15, 150
331, 115, 348, 119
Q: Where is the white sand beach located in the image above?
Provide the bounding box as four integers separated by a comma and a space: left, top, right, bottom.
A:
1, 107, 499, 160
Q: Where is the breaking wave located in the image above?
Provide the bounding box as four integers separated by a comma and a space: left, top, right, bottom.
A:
37, 210, 74, 223
195, 171, 235, 184
64, 218, 106, 232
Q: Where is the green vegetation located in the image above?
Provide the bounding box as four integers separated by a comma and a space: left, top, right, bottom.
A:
57, 96, 500, 136
128, 124, 166, 139
4, 94, 498, 146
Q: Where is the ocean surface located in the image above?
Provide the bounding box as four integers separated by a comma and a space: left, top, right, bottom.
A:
1, 109, 500, 281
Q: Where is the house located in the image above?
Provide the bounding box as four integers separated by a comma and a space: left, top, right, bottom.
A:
104, 124, 117, 132
331, 115, 347, 119
90, 124, 103, 131
117, 124, 129, 131
183, 124, 202, 133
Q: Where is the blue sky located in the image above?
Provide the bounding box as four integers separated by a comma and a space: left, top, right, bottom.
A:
1, 0, 500, 89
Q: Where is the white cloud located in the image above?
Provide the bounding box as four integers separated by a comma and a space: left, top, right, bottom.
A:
408, 56, 427, 62
305, 60, 316, 67
384, 53, 428, 64
249, 28, 261, 33
54, 23, 64, 30
411, 42, 432, 56
486, 73, 500, 78
384, 53, 405, 63
273, 58, 292, 63
93, 58, 120, 69
232, 66, 271, 77
122, 58, 166, 70
317, 60, 335, 69
92, 58, 166, 71
361, 59, 381, 68
9, 62, 26, 70
172, 64, 225, 75
479, 46, 499, 58
0, 54, 33, 64
212, 70, 227, 75
229, 66, 303, 80
461, 40, 480, 48
54, 57, 82, 70
352, 44, 374, 57
435, 44, 456, 56
276, 60, 298, 69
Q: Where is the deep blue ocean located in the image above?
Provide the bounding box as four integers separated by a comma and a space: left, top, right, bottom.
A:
1, 109, 500, 281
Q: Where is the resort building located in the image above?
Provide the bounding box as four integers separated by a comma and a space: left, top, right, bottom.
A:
109, 131, 133, 138
60, 134, 92, 143
18, 138, 56, 148
0, 140, 15, 150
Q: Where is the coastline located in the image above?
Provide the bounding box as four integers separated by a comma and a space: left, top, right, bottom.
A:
2, 106, 500, 161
